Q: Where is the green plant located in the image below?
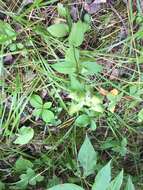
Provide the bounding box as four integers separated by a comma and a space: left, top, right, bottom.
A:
14, 157, 33, 173
101, 137, 127, 156
0, 20, 16, 45
14, 126, 34, 145
48, 136, 135, 190
15, 168, 44, 189
30, 94, 55, 123
78, 135, 97, 177
0, 1, 142, 189
48, 165, 134, 190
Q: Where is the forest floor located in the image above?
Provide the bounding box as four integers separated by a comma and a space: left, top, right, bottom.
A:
0, 0, 143, 189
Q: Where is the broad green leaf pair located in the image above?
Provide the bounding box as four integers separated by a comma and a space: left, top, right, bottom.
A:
52, 46, 103, 76
30, 94, 54, 123
47, 20, 89, 47
52, 46, 79, 75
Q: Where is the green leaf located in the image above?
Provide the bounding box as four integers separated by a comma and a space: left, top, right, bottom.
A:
52, 62, 75, 74
43, 102, 52, 109
33, 108, 42, 117
47, 23, 69, 38
17, 42, 24, 49
57, 3, 67, 18
29, 174, 44, 185
69, 21, 86, 47
70, 76, 84, 93
84, 13, 91, 24
42, 110, 54, 123
107, 170, 123, 190
81, 62, 103, 75
0, 21, 16, 44
92, 161, 111, 190
16, 168, 44, 189
9, 43, 17, 51
125, 176, 135, 190
14, 157, 33, 173
138, 108, 143, 122
75, 114, 90, 127
65, 46, 80, 64
14, 126, 34, 145
47, 176, 61, 189
48, 183, 84, 190
90, 120, 97, 131
78, 135, 97, 177
30, 94, 43, 108
69, 103, 83, 115
16, 168, 34, 189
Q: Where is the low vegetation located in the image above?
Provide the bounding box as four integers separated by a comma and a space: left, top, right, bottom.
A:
0, 0, 143, 189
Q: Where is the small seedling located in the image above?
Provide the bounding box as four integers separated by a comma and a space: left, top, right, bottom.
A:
30, 94, 54, 123
15, 168, 44, 189
14, 157, 33, 173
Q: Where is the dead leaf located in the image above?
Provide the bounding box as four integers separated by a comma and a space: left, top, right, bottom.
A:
109, 68, 119, 80
98, 87, 109, 96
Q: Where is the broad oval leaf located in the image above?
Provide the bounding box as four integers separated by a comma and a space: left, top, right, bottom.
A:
14, 126, 34, 145
69, 21, 86, 47
78, 135, 97, 177
43, 102, 52, 109
30, 94, 43, 108
52, 62, 75, 74
75, 114, 90, 127
124, 176, 135, 190
107, 170, 123, 190
92, 161, 111, 190
47, 23, 69, 38
42, 110, 54, 123
33, 108, 42, 117
70, 76, 84, 93
81, 62, 103, 75
69, 103, 83, 115
48, 183, 84, 190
